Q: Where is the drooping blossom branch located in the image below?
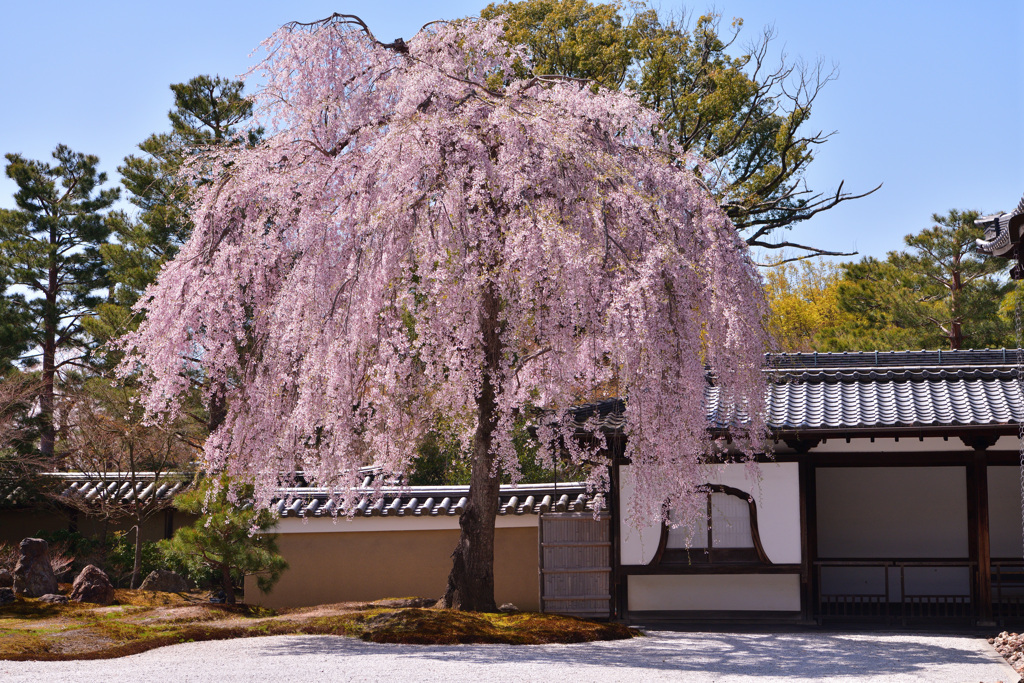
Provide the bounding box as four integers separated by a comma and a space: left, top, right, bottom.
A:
120, 16, 769, 535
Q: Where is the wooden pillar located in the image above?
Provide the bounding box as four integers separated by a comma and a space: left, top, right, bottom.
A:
799, 459, 818, 624
608, 438, 626, 622
967, 452, 993, 624
163, 507, 175, 540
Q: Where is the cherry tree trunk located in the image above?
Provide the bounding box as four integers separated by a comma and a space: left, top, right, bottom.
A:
440, 284, 502, 611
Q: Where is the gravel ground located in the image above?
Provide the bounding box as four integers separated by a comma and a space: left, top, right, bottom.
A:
0, 630, 1019, 683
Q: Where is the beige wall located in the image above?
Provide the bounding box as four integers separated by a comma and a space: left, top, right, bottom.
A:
245, 526, 540, 610
0, 509, 197, 547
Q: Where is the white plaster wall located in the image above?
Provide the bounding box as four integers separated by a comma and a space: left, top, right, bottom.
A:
989, 466, 1024, 558
628, 574, 801, 611
619, 462, 801, 565
618, 464, 663, 565
816, 467, 967, 558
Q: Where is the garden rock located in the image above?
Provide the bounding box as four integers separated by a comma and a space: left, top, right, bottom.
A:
0, 568, 12, 588
139, 569, 188, 593
39, 593, 68, 604
0, 587, 14, 605
13, 538, 57, 597
70, 564, 114, 605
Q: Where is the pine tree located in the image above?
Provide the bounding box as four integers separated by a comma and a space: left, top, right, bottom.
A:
89, 75, 257, 355
830, 210, 1011, 351
0, 145, 118, 459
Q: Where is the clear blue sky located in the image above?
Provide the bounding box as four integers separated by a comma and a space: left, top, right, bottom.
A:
1, 0, 1020, 263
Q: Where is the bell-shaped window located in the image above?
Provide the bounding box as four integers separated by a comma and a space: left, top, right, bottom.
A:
653, 484, 770, 565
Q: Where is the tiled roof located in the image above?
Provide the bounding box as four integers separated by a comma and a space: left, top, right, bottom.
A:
572, 349, 1024, 433
765, 348, 1023, 370
273, 482, 600, 518
54, 473, 190, 504
0, 472, 192, 508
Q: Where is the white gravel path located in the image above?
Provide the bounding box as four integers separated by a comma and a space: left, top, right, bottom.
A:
0, 630, 1019, 683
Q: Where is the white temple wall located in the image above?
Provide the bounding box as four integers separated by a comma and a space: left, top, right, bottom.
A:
989, 465, 1024, 559
816, 466, 968, 598
619, 462, 800, 566
628, 574, 801, 612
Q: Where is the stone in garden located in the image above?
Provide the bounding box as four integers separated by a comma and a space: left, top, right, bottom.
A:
13, 538, 57, 597
139, 569, 188, 593
69, 564, 114, 605
0, 587, 14, 605
498, 602, 519, 612
0, 568, 12, 588
38, 593, 68, 604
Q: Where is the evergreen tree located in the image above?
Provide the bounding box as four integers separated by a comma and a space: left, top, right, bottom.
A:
90, 75, 257, 354
0, 145, 118, 458
829, 210, 1011, 351
483, 0, 878, 259
159, 477, 287, 604
0, 275, 32, 374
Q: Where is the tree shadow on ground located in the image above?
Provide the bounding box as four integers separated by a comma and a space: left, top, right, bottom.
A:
258, 630, 1012, 680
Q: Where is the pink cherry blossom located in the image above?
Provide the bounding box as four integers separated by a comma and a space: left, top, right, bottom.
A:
120, 14, 769, 606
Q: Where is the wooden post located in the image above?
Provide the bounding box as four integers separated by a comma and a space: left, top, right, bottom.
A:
163, 507, 175, 540
608, 439, 625, 622
799, 459, 818, 624
967, 452, 993, 624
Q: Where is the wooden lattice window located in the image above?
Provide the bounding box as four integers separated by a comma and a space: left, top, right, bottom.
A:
652, 484, 771, 565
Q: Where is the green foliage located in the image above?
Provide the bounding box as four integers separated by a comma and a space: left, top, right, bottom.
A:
104, 534, 169, 588
828, 210, 1011, 351
483, 0, 868, 253
764, 210, 1016, 352
0, 146, 118, 358
406, 417, 586, 486
817, 256, 929, 351
0, 146, 119, 457
87, 75, 257, 366
167, 75, 258, 147
159, 477, 287, 603
32, 529, 194, 589
0, 283, 32, 375
763, 258, 849, 352
406, 431, 470, 486
485, 0, 633, 88
35, 529, 103, 563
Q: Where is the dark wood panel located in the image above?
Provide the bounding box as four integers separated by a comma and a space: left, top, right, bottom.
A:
621, 563, 802, 576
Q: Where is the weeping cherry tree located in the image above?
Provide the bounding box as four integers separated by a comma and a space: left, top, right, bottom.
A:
121, 14, 769, 611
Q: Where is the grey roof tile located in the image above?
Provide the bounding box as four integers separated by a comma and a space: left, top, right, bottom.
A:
273, 482, 597, 519
572, 349, 1024, 433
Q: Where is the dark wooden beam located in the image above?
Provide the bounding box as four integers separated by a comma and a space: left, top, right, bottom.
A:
163, 507, 175, 540
960, 434, 1001, 451
967, 452, 994, 624
620, 563, 802, 575
783, 437, 821, 453
773, 452, 977, 466
799, 461, 818, 624
608, 441, 626, 622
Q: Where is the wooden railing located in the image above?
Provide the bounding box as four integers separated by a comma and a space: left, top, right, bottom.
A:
814, 559, 976, 625
993, 560, 1024, 623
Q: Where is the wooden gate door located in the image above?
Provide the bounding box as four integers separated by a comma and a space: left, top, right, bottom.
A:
539, 512, 612, 618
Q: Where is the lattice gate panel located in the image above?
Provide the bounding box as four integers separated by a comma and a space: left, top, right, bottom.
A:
539, 512, 611, 618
